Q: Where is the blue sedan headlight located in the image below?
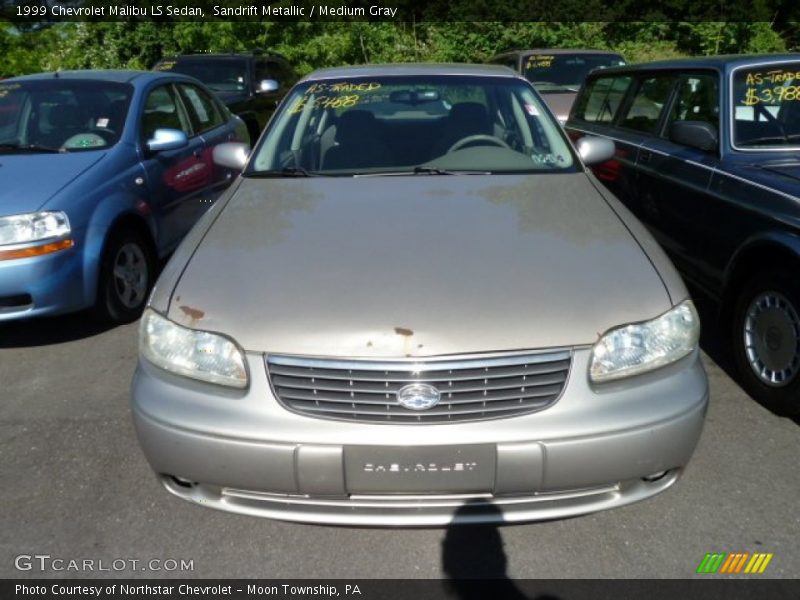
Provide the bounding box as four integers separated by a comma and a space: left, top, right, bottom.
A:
0, 211, 71, 245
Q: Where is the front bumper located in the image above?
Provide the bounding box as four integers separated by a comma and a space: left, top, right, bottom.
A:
131, 348, 708, 525
0, 243, 86, 320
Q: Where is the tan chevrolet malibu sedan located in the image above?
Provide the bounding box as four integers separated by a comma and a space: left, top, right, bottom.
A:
131, 64, 708, 526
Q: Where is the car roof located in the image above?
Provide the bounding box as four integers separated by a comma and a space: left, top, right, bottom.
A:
302, 63, 521, 82
159, 53, 287, 61
5, 69, 197, 85
590, 53, 800, 76
493, 49, 624, 58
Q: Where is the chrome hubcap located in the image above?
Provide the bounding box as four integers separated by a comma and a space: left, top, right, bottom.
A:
112, 243, 147, 309
744, 291, 800, 387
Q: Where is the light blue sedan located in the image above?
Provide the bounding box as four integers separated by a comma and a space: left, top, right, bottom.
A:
0, 70, 248, 322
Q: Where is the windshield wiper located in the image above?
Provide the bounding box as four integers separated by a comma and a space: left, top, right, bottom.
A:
354, 167, 490, 177
248, 167, 318, 178
0, 143, 64, 154
739, 134, 800, 146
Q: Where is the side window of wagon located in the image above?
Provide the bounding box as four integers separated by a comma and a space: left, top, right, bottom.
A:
619, 74, 675, 133
666, 73, 719, 129
572, 75, 631, 123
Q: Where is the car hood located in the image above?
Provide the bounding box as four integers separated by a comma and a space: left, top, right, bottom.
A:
168, 174, 671, 356
0, 151, 106, 214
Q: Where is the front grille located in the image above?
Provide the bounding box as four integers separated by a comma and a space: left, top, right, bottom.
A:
266, 351, 571, 423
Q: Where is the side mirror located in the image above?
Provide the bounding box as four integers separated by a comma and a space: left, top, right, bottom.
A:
576, 136, 615, 165
257, 79, 279, 94
213, 142, 250, 171
669, 120, 718, 153
146, 128, 188, 153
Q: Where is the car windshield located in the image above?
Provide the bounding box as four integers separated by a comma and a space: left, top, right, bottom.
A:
524, 54, 626, 91
732, 62, 800, 149
249, 74, 577, 176
157, 59, 248, 93
0, 79, 131, 153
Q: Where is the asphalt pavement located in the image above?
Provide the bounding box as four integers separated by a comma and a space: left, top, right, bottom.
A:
1, 302, 798, 579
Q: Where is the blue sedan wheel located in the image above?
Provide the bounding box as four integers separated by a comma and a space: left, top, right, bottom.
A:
95, 229, 153, 323
113, 243, 149, 309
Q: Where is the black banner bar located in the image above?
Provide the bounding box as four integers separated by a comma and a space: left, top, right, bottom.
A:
3, 579, 800, 600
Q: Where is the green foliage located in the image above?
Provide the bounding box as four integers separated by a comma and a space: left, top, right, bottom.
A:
0, 20, 794, 78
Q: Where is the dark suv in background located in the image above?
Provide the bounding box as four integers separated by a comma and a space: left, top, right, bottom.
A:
153, 51, 297, 142
489, 49, 625, 122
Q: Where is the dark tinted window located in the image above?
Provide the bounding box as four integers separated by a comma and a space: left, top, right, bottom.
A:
177, 83, 224, 133
524, 53, 626, 90
572, 75, 631, 123
255, 59, 294, 88
158, 58, 248, 94
619, 74, 675, 133
666, 73, 719, 130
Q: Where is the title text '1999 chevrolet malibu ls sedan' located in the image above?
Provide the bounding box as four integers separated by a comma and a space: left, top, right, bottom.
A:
131, 64, 708, 526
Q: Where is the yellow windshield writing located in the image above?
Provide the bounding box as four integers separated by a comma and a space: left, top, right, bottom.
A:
305, 82, 381, 95
745, 70, 800, 85
0, 83, 21, 97
526, 55, 554, 69
741, 69, 800, 105
289, 94, 360, 113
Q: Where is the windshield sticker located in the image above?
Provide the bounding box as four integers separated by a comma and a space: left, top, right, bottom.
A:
526, 55, 554, 69
524, 103, 539, 116
96, 118, 110, 128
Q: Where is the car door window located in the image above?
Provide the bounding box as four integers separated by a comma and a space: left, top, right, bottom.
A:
666, 73, 719, 130
619, 74, 675, 133
177, 83, 224, 134
142, 84, 192, 141
573, 75, 631, 123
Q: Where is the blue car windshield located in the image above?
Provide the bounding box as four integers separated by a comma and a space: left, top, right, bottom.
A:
250, 75, 577, 176
0, 79, 133, 153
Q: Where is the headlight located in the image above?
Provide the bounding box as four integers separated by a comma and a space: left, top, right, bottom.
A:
589, 300, 700, 382
140, 309, 248, 388
0, 211, 71, 245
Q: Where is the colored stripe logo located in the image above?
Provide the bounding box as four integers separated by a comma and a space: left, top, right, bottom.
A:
696, 552, 773, 574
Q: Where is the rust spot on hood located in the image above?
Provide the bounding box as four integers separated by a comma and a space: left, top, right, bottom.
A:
179, 305, 205, 321
394, 327, 414, 337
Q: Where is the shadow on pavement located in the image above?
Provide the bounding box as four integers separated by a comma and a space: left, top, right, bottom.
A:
441, 502, 560, 600
0, 310, 119, 348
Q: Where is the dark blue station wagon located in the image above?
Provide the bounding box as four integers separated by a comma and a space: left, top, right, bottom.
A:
565, 54, 800, 414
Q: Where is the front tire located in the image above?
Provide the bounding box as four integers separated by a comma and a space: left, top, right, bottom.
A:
731, 269, 800, 415
94, 229, 154, 323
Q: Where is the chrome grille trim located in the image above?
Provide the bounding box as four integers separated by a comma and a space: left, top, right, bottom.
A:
266, 350, 571, 424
